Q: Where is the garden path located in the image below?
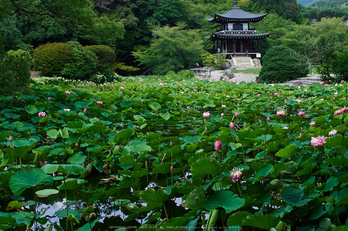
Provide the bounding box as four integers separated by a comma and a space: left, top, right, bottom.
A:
209, 70, 322, 86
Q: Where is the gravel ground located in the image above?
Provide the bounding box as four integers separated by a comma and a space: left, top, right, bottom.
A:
209, 70, 258, 82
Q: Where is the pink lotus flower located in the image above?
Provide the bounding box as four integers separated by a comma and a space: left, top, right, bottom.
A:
229, 168, 242, 182
9, 135, 13, 142
214, 140, 222, 151
329, 129, 337, 137
120, 87, 124, 91
221, 113, 224, 116
170, 141, 173, 147
193, 89, 197, 92
229, 122, 234, 128
222, 105, 226, 108
65, 91, 71, 95
299, 133, 303, 138
97, 101, 103, 105
235, 112, 239, 117
170, 165, 174, 171
267, 117, 270, 122
298, 111, 306, 117
274, 93, 279, 96
325, 84, 328, 87
277, 111, 286, 116
311, 136, 326, 148
83, 108, 87, 113
203, 112, 210, 118
75, 143, 78, 147
72, 86, 75, 88
63, 108, 70, 112
257, 94, 261, 97
38, 112, 46, 117
320, 82, 324, 85
48, 97, 51, 101
334, 109, 344, 115
310, 121, 315, 127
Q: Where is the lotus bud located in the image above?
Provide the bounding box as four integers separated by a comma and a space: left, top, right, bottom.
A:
267, 117, 270, 122
170, 141, 173, 147
9, 135, 13, 142
214, 140, 222, 151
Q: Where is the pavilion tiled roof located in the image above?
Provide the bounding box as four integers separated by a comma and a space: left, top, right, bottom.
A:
211, 32, 271, 40
206, 5, 267, 23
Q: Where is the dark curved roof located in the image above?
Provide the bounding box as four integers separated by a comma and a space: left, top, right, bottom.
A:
206, 5, 267, 23
211, 33, 271, 40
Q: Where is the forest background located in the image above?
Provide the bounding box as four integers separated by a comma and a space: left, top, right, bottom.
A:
1, 0, 348, 77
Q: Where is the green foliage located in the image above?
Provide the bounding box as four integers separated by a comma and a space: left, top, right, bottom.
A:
133, 25, 205, 75
301, 6, 348, 20
0, 49, 31, 96
330, 49, 348, 82
84, 45, 116, 73
287, 17, 348, 80
257, 46, 308, 83
202, 53, 227, 69
61, 41, 97, 80
32, 42, 74, 76
32, 41, 97, 80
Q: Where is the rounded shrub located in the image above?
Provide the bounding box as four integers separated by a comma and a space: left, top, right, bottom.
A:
1, 49, 32, 96
84, 45, 116, 73
61, 41, 97, 80
257, 46, 308, 83
32, 43, 74, 76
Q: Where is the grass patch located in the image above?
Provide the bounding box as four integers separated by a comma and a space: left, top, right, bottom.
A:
232, 68, 261, 74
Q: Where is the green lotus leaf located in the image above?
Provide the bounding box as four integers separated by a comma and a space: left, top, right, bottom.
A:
185, 187, 205, 210
47, 129, 59, 139
41, 164, 86, 176
6, 201, 23, 211
227, 211, 253, 226
160, 113, 171, 121
67, 153, 87, 165
36, 189, 59, 198
10, 169, 53, 196
242, 213, 280, 230
139, 188, 169, 209
25, 105, 38, 114
281, 186, 310, 206
204, 190, 245, 213
325, 135, 344, 148
191, 157, 220, 177
148, 102, 161, 111
275, 144, 298, 158
124, 140, 151, 153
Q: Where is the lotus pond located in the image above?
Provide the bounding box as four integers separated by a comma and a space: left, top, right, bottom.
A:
1, 75, 348, 231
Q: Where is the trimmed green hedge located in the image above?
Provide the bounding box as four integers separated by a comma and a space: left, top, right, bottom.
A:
32, 43, 74, 77
32, 41, 98, 80
85, 45, 116, 73
257, 46, 308, 83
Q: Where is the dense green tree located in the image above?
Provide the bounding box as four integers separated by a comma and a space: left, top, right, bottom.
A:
287, 17, 348, 79
301, 6, 348, 20
0, 0, 125, 47
0, 49, 32, 96
133, 25, 205, 75
253, 14, 296, 55
257, 46, 308, 83
307, 0, 348, 8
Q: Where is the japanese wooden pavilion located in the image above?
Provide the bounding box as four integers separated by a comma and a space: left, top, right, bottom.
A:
206, 5, 271, 58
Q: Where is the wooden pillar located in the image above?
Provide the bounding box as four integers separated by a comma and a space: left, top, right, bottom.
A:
257, 40, 260, 52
